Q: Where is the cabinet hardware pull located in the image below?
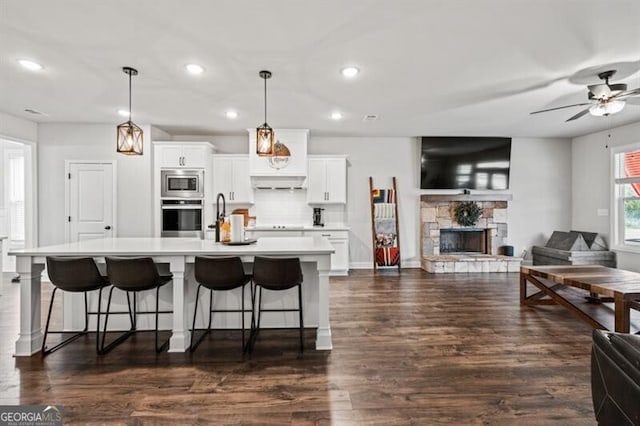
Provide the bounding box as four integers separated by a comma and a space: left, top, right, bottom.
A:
321, 234, 331, 237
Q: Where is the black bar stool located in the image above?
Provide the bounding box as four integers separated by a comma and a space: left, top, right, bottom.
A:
250, 256, 304, 353
100, 257, 173, 354
190, 256, 253, 352
43, 257, 109, 355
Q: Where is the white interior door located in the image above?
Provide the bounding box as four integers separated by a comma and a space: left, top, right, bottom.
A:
67, 162, 115, 242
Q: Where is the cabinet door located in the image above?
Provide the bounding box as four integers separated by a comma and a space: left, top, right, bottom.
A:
329, 238, 349, 274
231, 157, 254, 203
212, 157, 233, 200
325, 158, 346, 203
182, 146, 207, 168
158, 146, 183, 168
307, 158, 327, 203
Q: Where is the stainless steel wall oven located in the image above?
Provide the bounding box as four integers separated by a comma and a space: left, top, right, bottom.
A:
161, 199, 203, 238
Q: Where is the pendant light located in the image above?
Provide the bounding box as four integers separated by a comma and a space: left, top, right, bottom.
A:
256, 70, 274, 156
117, 66, 143, 155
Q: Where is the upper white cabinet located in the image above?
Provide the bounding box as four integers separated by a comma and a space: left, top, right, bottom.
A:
154, 142, 212, 168
212, 155, 254, 204
307, 156, 347, 204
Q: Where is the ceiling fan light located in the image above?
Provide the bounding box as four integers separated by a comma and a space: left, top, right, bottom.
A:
589, 100, 626, 117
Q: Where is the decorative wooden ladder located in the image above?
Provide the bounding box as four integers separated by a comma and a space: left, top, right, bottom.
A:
369, 177, 401, 272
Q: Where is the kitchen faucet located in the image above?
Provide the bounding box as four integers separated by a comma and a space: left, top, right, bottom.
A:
215, 193, 226, 242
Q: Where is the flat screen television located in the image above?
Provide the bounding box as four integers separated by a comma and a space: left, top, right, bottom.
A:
420, 137, 511, 190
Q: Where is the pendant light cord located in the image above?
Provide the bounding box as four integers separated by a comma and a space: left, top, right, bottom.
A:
264, 75, 268, 124
128, 71, 132, 122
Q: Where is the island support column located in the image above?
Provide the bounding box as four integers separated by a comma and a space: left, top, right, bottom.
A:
168, 256, 190, 352
315, 254, 333, 350
15, 256, 45, 356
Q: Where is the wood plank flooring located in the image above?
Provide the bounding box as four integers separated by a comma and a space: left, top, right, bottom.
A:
0, 270, 596, 425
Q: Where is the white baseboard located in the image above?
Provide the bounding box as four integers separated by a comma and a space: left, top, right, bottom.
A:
349, 260, 421, 270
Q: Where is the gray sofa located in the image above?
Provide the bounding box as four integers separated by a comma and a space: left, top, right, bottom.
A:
591, 329, 640, 425
532, 230, 616, 267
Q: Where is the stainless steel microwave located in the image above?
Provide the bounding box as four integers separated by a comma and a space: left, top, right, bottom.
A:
161, 169, 204, 198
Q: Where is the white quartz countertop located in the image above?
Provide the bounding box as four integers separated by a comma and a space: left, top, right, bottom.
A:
247, 224, 350, 231
9, 236, 334, 257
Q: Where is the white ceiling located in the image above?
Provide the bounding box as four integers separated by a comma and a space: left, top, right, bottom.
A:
1, 0, 639, 139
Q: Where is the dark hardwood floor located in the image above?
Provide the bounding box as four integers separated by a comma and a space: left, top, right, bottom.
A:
0, 270, 596, 425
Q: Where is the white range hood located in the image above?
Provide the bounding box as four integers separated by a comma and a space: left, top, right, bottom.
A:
248, 129, 308, 188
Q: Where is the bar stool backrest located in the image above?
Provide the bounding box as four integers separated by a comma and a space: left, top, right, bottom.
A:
46, 256, 106, 292
106, 257, 160, 291
253, 257, 303, 290
195, 256, 247, 290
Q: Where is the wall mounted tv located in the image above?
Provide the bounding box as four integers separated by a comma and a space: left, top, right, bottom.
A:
420, 137, 512, 190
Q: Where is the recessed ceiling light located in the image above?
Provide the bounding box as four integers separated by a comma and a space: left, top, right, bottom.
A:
18, 59, 43, 71
340, 66, 359, 78
185, 64, 205, 75
330, 112, 343, 120
117, 109, 130, 117
225, 110, 238, 119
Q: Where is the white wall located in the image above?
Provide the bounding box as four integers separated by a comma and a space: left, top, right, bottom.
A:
309, 137, 420, 267
572, 120, 640, 271
509, 137, 572, 258
37, 123, 158, 245
0, 111, 37, 143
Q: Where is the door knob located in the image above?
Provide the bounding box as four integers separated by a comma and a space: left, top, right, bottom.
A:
104, 226, 112, 230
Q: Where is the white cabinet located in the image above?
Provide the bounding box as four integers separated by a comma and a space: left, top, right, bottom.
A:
307, 156, 347, 204
304, 229, 349, 276
246, 228, 349, 276
212, 155, 253, 204
154, 142, 210, 168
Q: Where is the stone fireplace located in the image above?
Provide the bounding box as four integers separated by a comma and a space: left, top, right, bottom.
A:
420, 194, 521, 273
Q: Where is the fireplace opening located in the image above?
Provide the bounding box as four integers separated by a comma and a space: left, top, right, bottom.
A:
440, 228, 489, 254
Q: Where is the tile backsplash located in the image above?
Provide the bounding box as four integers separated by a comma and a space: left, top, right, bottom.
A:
250, 189, 345, 226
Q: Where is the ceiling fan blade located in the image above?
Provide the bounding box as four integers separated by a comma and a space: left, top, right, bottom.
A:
530, 103, 591, 115
614, 87, 640, 99
588, 84, 611, 98
626, 97, 640, 105
565, 107, 591, 122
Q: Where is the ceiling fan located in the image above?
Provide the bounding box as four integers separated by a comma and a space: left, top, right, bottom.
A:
530, 70, 640, 122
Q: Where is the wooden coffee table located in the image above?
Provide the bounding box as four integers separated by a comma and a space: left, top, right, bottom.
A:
520, 265, 640, 333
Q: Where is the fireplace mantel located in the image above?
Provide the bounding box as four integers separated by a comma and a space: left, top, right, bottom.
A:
420, 193, 512, 202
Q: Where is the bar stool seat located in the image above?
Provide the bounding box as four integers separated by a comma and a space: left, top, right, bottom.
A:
100, 256, 173, 354
43, 257, 109, 355
249, 256, 304, 353
190, 256, 253, 352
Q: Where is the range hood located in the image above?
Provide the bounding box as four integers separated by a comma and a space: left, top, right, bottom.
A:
248, 128, 309, 189
250, 175, 307, 189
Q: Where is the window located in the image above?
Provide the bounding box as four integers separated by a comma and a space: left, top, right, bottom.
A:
612, 144, 640, 251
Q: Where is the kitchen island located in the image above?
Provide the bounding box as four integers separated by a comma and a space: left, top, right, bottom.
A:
10, 236, 334, 356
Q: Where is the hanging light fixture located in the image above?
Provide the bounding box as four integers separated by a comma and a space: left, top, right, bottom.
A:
117, 66, 143, 155
256, 70, 274, 156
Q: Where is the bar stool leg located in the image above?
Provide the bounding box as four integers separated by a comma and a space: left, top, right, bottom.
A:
190, 284, 201, 351
42, 287, 58, 354
156, 286, 170, 353
83, 292, 89, 332
298, 284, 304, 353
95, 287, 103, 354
241, 283, 246, 352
